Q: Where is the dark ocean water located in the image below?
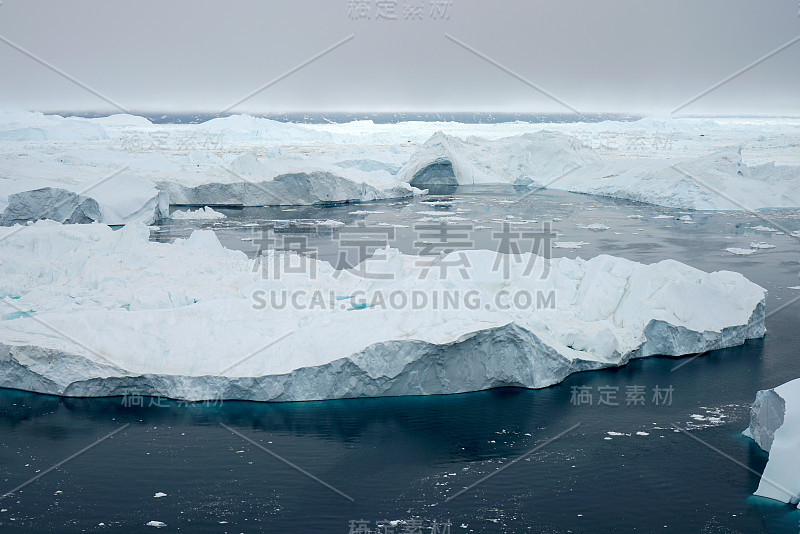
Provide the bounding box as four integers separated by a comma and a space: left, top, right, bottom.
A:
2, 188, 800, 533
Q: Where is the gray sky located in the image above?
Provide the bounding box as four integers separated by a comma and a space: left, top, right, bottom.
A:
0, 0, 798, 115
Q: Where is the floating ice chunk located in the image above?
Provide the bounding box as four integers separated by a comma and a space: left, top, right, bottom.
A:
316, 220, 346, 227
553, 241, 589, 249
750, 225, 779, 232
725, 247, 757, 255
750, 242, 775, 249
153, 492, 167, 498
146, 521, 166, 528
578, 223, 610, 231
170, 206, 226, 220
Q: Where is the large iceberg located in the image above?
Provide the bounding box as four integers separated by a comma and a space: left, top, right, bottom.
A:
550, 148, 800, 210
398, 132, 800, 210
743, 378, 800, 507
396, 131, 599, 188
158, 152, 420, 206
0, 221, 766, 402
0, 173, 169, 226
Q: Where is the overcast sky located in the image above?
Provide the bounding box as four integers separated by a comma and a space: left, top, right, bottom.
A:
0, 0, 798, 115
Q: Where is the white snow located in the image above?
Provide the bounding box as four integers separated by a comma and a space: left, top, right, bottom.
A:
0, 221, 766, 402
744, 378, 800, 508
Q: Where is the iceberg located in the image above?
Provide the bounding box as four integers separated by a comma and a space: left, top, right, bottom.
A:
743, 378, 800, 507
158, 153, 420, 206
397, 131, 599, 188
169, 206, 226, 220
0, 221, 767, 402
0, 173, 169, 226
398, 132, 800, 210
0, 187, 101, 226
552, 148, 800, 210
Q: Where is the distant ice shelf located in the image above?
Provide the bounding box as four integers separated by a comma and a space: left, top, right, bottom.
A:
0, 221, 767, 402
1, 110, 799, 225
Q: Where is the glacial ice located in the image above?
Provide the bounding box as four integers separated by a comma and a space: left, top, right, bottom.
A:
744, 378, 800, 507
0, 221, 767, 402
1, 110, 799, 221
548, 148, 800, 210
397, 131, 599, 188
398, 132, 800, 210
169, 206, 226, 220
158, 153, 420, 206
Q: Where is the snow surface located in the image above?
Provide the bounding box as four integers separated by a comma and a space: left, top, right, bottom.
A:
0, 221, 766, 402
744, 378, 800, 507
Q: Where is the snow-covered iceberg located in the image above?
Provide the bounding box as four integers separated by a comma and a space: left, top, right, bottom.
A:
743, 379, 800, 507
158, 152, 420, 206
553, 148, 800, 210
397, 131, 599, 188
169, 206, 226, 220
0, 173, 169, 226
398, 132, 800, 210
0, 109, 108, 142
0, 221, 766, 402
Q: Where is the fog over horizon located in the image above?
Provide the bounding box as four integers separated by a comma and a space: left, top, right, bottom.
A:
0, 0, 798, 116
